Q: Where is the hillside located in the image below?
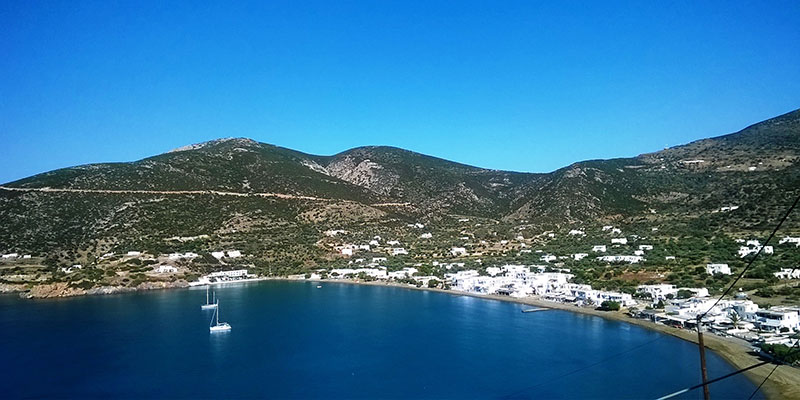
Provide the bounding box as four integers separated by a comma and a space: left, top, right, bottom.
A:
0, 108, 799, 268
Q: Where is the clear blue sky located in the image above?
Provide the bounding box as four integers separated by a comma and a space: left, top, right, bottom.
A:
1, 1, 799, 183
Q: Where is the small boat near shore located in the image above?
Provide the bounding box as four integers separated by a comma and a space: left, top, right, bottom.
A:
201, 286, 218, 310
209, 300, 231, 332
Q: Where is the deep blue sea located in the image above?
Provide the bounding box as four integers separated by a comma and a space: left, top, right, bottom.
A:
1, 281, 761, 399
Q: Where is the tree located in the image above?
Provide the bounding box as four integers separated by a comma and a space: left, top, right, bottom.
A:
599, 301, 621, 311
728, 312, 741, 330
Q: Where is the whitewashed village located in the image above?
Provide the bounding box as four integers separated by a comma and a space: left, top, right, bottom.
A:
2, 220, 799, 354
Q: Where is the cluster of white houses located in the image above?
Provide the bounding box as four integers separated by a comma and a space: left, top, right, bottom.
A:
1, 253, 32, 260
636, 284, 799, 342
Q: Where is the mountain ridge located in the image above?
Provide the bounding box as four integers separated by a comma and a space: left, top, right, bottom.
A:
1, 108, 799, 263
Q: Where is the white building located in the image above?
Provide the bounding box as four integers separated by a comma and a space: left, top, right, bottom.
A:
60, 264, 83, 274
1, 253, 18, 259
739, 245, 773, 258
226, 250, 242, 258
341, 248, 353, 256
637, 284, 678, 301
168, 252, 199, 260
639, 245, 654, 251
778, 236, 800, 246
211, 251, 225, 259
706, 263, 732, 275
420, 233, 433, 239
774, 268, 800, 280
592, 245, 607, 253
208, 269, 249, 278
568, 229, 585, 236
597, 255, 644, 264
611, 238, 628, 245
451, 247, 468, 256
390, 248, 408, 256
755, 309, 799, 332
540, 254, 557, 263
156, 265, 178, 273
126, 251, 142, 257
572, 253, 589, 261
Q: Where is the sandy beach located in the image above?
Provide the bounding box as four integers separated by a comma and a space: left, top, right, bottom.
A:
298, 278, 800, 400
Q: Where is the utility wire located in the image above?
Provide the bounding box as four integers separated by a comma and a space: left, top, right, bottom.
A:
655, 359, 771, 400
698, 193, 800, 320
746, 340, 800, 400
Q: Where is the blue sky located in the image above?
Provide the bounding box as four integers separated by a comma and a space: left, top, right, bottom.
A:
1, 1, 799, 183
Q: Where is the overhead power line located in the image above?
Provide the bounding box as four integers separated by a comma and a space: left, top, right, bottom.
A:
699, 193, 800, 320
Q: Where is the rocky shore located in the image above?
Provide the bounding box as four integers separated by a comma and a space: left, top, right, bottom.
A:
1, 280, 191, 299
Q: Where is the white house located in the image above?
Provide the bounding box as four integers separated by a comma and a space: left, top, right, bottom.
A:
639, 245, 654, 251
611, 238, 628, 245
226, 250, 242, 258
778, 236, 800, 246
665, 256, 676, 261
156, 265, 177, 273
637, 284, 678, 301
597, 255, 644, 264
1, 253, 18, 259
602, 225, 613, 231
569, 229, 585, 236
572, 253, 589, 261
774, 268, 800, 280
126, 251, 142, 257
60, 264, 83, 274
540, 254, 557, 263
208, 269, 249, 278
592, 245, 607, 253
341, 248, 354, 256
755, 309, 799, 332
706, 263, 732, 275
387, 240, 400, 246
420, 233, 433, 239
168, 252, 199, 260
390, 248, 408, 256
739, 245, 773, 258
451, 247, 468, 256
211, 251, 225, 259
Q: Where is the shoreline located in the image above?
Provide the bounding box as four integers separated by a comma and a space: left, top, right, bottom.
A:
4, 276, 799, 398
302, 278, 800, 400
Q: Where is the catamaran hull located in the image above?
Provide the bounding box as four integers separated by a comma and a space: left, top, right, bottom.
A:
201, 304, 218, 310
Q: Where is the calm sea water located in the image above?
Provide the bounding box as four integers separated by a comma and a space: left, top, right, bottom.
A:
1, 281, 761, 399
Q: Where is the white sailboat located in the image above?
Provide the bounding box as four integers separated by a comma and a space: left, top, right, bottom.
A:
201, 286, 218, 310
209, 300, 231, 332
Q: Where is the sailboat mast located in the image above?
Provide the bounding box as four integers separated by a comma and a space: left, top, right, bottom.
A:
206, 286, 209, 304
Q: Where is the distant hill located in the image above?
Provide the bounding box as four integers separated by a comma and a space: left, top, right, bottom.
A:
1, 108, 799, 260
